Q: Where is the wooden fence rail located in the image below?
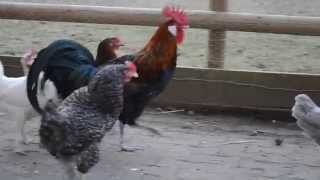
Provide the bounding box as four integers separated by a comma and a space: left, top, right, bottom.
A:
1, 2, 320, 36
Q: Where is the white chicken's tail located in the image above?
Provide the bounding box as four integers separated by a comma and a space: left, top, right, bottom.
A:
292, 94, 320, 144
20, 48, 37, 75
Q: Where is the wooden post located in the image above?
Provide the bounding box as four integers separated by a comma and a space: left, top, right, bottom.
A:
208, 0, 227, 68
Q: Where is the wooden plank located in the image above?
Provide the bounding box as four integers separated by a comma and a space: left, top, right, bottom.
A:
0, 56, 23, 77
1, 2, 320, 35
152, 67, 320, 114
2, 56, 319, 115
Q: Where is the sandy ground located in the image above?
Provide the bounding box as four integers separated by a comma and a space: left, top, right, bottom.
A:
0, 109, 319, 180
1, 1, 320, 180
1, 0, 320, 73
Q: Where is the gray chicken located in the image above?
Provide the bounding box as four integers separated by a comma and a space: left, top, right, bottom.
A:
292, 94, 320, 145
39, 62, 138, 180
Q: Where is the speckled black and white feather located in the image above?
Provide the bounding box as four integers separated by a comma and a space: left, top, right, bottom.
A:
39, 64, 128, 175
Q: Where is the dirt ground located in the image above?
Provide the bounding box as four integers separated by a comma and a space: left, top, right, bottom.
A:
1, 1, 320, 180
2, 0, 320, 73
0, 109, 319, 180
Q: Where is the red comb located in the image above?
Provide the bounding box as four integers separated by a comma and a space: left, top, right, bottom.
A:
162, 6, 189, 26
125, 61, 137, 71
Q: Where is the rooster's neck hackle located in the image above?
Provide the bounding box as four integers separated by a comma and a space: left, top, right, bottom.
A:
142, 21, 177, 52
134, 21, 177, 82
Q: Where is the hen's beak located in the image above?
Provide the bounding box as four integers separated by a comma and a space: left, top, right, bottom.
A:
132, 72, 139, 78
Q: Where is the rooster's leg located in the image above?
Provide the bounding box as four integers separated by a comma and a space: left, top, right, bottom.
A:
80, 174, 86, 180
119, 121, 143, 152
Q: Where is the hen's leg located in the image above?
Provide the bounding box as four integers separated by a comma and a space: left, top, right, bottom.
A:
60, 159, 79, 180
18, 110, 31, 145
9, 107, 28, 154
76, 144, 99, 179
119, 121, 143, 152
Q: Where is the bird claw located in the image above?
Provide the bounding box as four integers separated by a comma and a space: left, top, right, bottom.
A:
14, 146, 28, 156
22, 137, 33, 145
15, 151, 28, 156
120, 145, 144, 152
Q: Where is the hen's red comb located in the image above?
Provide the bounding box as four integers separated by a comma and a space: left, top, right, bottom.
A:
162, 6, 189, 26
125, 61, 137, 72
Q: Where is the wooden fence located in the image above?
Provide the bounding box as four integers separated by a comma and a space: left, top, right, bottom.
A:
1, 2, 320, 119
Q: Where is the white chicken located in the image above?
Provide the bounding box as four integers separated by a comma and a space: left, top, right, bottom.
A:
292, 94, 320, 145
0, 50, 57, 153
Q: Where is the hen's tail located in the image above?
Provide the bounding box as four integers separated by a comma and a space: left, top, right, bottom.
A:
20, 48, 37, 75
39, 100, 66, 156
292, 94, 320, 144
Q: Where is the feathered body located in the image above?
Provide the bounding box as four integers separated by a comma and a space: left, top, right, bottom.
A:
108, 6, 188, 128
40, 63, 135, 177
116, 24, 177, 126
0, 55, 56, 151
0, 62, 31, 110
0, 62, 55, 109
27, 38, 121, 114
104, 6, 189, 151
292, 94, 320, 145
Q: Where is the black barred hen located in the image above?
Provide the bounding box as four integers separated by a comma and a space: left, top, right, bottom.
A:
39, 62, 138, 180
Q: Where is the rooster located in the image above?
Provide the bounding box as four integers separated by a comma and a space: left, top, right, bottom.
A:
106, 6, 189, 151
0, 50, 57, 153
27, 37, 123, 113
39, 62, 138, 180
292, 94, 320, 145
